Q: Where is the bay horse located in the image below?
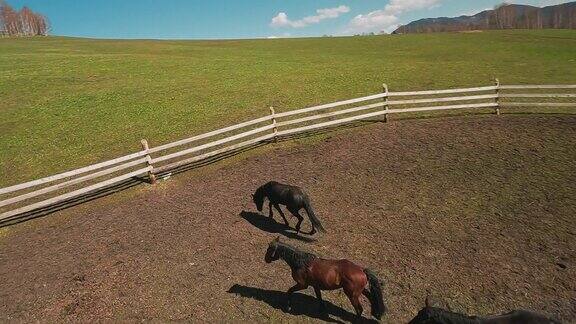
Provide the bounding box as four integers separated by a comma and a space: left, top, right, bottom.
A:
264, 237, 386, 320
252, 181, 325, 235
409, 297, 561, 324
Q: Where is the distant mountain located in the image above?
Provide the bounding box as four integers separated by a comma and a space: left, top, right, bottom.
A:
392, 2, 576, 34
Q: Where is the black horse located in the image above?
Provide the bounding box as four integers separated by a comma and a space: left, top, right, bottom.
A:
252, 181, 325, 234
409, 298, 561, 324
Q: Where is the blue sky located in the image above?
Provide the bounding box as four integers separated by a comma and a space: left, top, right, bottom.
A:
7, 0, 568, 39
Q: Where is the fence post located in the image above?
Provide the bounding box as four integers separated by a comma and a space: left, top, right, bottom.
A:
269, 106, 278, 141
494, 78, 501, 116
383, 83, 389, 122
140, 139, 157, 184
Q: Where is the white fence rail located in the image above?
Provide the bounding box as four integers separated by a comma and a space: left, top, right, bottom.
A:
1, 81, 574, 222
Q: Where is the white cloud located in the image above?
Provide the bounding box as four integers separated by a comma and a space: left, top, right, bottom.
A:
538, 0, 567, 5
267, 33, 291, 39
346, 0, 440, 34
385, 0, 441, 15
348, 10, 400, 33
461, 0, 562, 17
271, 5, 350, 28
458, 7, 491, 17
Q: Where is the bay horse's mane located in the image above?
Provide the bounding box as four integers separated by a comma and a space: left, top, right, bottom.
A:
273, 241, 317, 270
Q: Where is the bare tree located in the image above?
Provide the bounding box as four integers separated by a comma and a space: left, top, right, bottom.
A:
0, 0, 4, 35
0, 1, 49, 36
19, 6, 33, 35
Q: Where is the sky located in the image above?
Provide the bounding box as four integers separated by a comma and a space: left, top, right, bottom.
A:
6, 0, 570, 39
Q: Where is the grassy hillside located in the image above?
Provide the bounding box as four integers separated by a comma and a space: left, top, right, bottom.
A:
1, 30, 575, 186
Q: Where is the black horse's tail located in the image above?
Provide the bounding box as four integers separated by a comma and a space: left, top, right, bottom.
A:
303, 197, 326, 233
363, 268, 386, 320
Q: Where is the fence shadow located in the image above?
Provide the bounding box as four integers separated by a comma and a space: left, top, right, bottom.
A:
275, 120, 376, 143
239, 211, 316, 243
153, 120, 376, 179
0, 176, 147, 228
147, 121, 376, 185
227, 284, 378, 323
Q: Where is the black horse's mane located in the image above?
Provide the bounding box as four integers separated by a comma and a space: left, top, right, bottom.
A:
254, 184, 268, 201
254, 185, 264, 198
428, 307, 479, 323
411, 306, 481, 324
274, 241, 317, 270
254, 181, 278, 196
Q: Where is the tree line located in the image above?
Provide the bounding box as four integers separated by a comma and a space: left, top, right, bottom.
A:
491, 2, 575, 30
0, 0, 49, 36
393, 2, 576, 34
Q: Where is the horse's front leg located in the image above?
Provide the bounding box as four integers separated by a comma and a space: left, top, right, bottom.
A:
313, 286, 326, 312
285, 283, 307, 311
268, 202, 274, 218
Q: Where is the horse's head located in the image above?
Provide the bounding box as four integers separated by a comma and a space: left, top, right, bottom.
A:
252, 190, 264, 212
265, 236, 281, 263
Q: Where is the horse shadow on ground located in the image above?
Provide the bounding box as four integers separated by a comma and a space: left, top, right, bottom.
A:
228, 284, 378, 324
240, 211, 316, 243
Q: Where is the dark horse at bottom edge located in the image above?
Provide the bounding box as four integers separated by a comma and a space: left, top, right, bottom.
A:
409, 297, 561, 324
253, 181, 326, 235
265, 237, 386, 320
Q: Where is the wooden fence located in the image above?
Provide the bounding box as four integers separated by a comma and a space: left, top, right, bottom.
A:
1, 81, 575, 222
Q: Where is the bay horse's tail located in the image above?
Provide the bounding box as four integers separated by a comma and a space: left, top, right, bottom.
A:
303, 197, 326, 233
363, 268, 386, 320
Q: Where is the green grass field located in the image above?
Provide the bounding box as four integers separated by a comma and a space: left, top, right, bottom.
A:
1, 30, 575, 187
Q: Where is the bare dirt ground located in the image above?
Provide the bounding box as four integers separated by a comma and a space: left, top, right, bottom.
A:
1, 115, 575, 323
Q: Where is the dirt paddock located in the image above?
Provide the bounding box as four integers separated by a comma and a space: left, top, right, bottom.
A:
1, 115, 575, 323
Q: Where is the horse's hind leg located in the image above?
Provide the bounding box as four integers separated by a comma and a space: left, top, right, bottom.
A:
274, 204, 289, 226
362, 288, 370, 300
295, 213, 304, 234
350, 294, 364, 318
362, 289, 373, 318
288, 208, 304, 233
345, 287, 364, 318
